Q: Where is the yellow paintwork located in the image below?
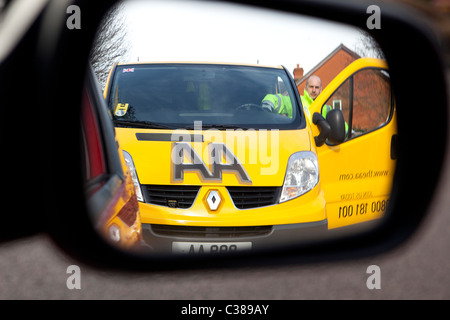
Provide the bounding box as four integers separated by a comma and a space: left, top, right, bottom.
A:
138, 184, 326, 227
116, 128, 310, 186
115, 127, 327, 226
106, 58, 396, 231
309, 58, 396, 229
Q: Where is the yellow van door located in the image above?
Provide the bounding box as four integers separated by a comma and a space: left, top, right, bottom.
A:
309, 59, 397, 229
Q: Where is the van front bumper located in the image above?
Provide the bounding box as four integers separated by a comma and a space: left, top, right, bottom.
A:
140, 219, 328, 254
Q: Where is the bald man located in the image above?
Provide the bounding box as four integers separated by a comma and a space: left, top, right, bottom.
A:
300, 75, 322, 110
302, 75, 349, 135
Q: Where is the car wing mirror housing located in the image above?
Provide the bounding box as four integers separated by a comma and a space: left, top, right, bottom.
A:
2, 0, 446, 271
312, 109, 345, 146
325, 109, 346, 145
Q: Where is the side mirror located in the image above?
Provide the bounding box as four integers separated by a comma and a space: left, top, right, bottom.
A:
1, 0, 447, 278
312, 112, 330, 147
312, 109, 345, 146
325, 109, 346, 145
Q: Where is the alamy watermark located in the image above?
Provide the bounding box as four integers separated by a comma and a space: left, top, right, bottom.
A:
170, 121, 280, 179
65, 264, 381, 291
366, 5, 381, 30
67, 4, 381, 31
366, 265, 381, 289
66, 5, 81, 30
66, 265, 81, 290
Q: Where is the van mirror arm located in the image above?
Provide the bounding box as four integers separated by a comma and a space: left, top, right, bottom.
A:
312, 112, 331, 147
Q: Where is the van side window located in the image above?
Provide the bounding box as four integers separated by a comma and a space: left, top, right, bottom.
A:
322, 68, 392, 143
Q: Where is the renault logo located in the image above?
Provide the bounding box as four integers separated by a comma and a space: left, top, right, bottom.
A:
206, 190, 221, 211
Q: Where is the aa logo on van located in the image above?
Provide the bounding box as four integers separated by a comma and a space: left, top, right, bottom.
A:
171, 142, 252, 184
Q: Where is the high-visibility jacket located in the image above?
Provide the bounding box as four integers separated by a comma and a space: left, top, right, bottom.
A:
261, 94, 293, 118
300, 89, 314, 111
302, 89, 332, 118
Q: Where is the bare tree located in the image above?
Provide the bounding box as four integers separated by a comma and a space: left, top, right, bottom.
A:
89, 2, 131, 90
354, 30, 385, 60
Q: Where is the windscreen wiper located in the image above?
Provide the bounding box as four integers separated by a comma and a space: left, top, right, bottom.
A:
113, 120, 176, 129
184, 124, 244, 130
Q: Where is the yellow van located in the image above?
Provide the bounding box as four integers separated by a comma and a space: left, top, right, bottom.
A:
104, 58, 396, 253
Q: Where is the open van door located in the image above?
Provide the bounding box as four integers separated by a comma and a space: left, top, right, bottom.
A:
309, 58, 397, 229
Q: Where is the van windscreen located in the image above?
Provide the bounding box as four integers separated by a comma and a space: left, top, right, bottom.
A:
107, 64, 302, 130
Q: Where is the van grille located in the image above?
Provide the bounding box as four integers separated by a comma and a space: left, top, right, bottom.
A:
151, 224, 272, 238
143, 185, 280, 209
227, 186, 281, 209
144, 185, 200, 209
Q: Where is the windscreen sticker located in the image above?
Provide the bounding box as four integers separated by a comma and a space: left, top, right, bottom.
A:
114, 103, 129, 117
122, 68, 134, 73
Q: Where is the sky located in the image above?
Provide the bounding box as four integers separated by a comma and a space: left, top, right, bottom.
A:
118, 0, 366, 77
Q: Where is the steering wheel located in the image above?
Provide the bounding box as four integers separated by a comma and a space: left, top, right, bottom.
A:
235, 103, 265, 112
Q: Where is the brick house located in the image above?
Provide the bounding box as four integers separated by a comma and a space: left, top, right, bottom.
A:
294, 43, 361, 94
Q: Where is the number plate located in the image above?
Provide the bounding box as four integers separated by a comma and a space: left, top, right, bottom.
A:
172, 242, 252, 254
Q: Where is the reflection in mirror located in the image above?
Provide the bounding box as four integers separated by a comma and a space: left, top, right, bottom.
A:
84, 0, 396, 255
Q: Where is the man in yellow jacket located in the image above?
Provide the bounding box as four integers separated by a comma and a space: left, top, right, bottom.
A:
300, 75, 322, 111
302, 75, 348, 136
261, 93, 293, 118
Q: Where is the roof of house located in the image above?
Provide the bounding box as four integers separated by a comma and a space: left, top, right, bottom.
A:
295, 43, 361, 87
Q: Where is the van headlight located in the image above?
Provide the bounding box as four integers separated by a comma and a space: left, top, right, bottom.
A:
122, 150, 144, 202
280, 151, 319, 203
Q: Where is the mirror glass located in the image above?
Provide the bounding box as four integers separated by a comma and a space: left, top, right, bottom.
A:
84, 0, 395, 255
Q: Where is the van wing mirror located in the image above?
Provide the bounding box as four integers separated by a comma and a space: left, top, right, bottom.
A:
325, 109, 346, 144
312, 109, 345, 146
